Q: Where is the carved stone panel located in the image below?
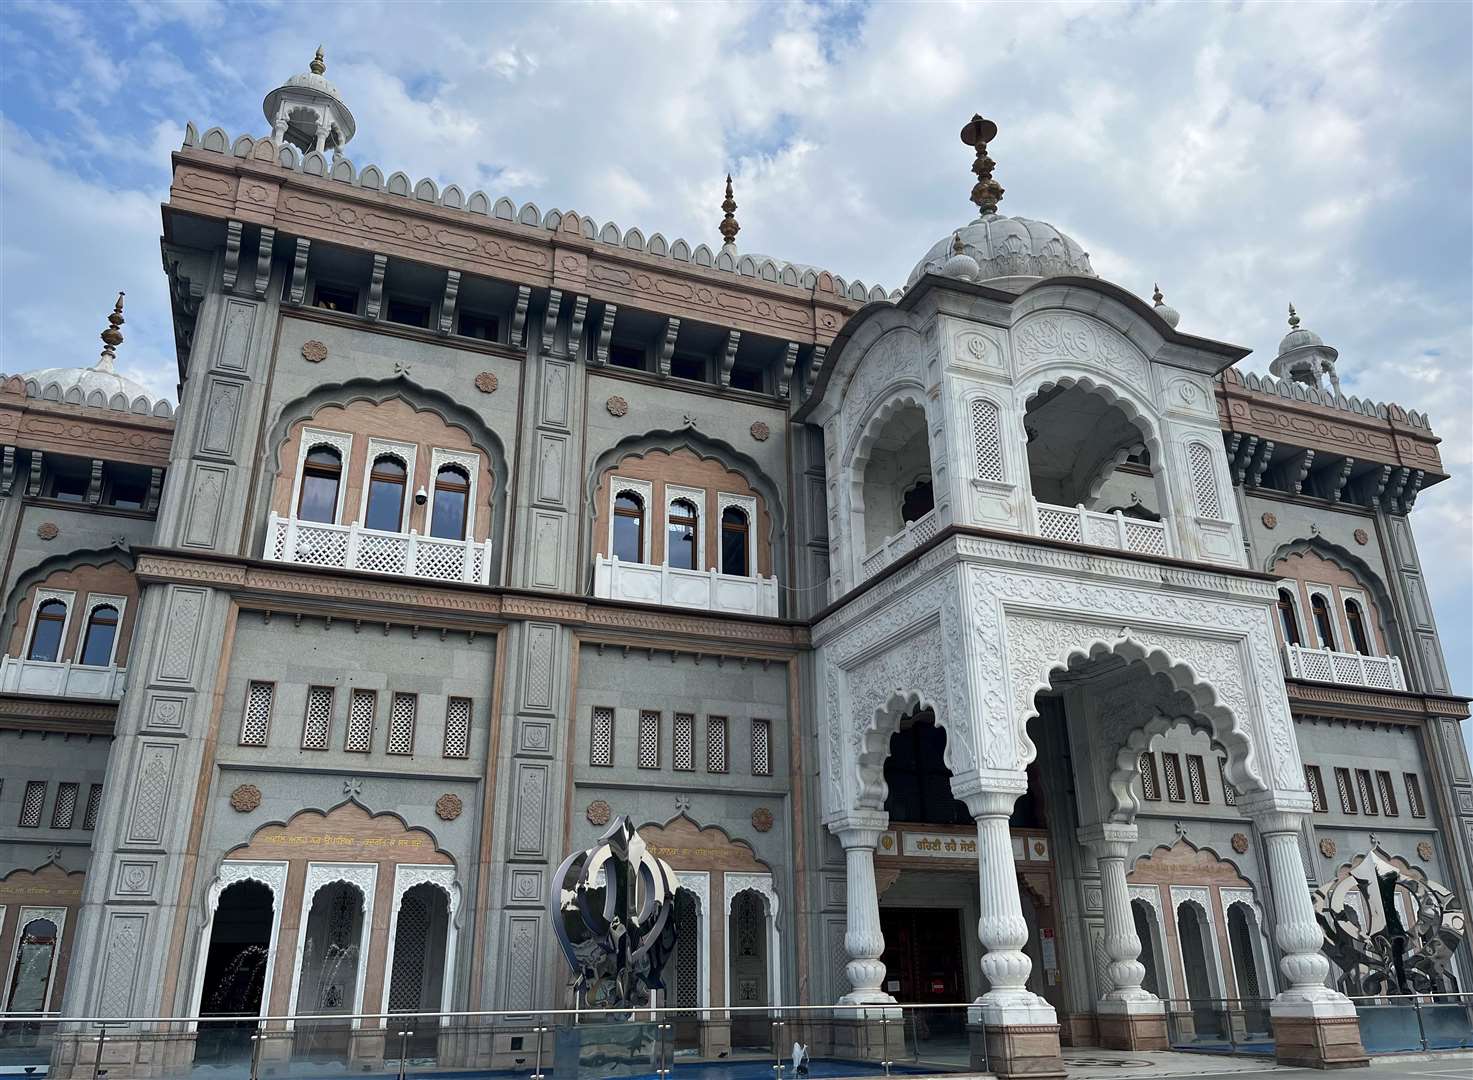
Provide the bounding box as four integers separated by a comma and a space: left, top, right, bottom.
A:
530, 510, 563, 590
197, 379, 245, 457
213, 298, 257, 373
126, 743, 177, 845
517, 718, 553, 755
534, 433, 567, 507
511, 762, 550, 858
521, 623, 557, 713
503, 914, 541, 1009
96, 910, 149, 1019
540, 359, 571, 429
143, 694, 189, 732
182, 464, 230, 548
111, 859, 160, 900
507, 868, 544, 906
155, 587, 207, 683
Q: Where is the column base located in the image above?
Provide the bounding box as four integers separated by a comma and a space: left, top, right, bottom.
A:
1096, 999, 1168, 1051
1272, 1014, 1369, 1069
969, 1022, 1065, 1078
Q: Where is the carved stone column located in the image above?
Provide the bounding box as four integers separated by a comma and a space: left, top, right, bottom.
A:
1078, 823, 1166, 1050
1250, 807, 1368, 1068
960, 780, 1064, 1079
829, 811, 896, 1008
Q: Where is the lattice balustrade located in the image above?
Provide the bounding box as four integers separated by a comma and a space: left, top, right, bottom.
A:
910, 511, 939, 545
266, 513, 492, 585
51, 782, 79, 828
387, 693, 417, 755
415, 537, 469, 580
673, 713, 695, 771
1124, 520, 1168, 555
1084, 515, 1118, 547
443, 697, 471, 758
591, 707, 614, 766
1187, 442, 1224, 519
302, 686, 334, 750
706, 717, 728, 774
638, 711, 661, 769
1036, 503, 1084, 544
971, 399, 1004, 482
356, 531, 410, 574
83, 784, 103, 829
19, 781, 46, 827
1282, 644, 1405, 690
291, 523, 350, 567
751, 719, 772, 776
240, 682, 274, 746
346, 689, 376, 752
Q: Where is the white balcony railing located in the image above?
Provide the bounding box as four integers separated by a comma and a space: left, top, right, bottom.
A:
1033, 500, 1170, 557
265, 512, 493, 585
0, 656, 126, 699
1282, 644, 1407, 692
593, 556, 779, 618
861, 509, 941, 578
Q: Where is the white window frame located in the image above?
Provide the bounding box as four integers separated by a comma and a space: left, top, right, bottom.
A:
76, 593, 128, 668
607, 476, 653, 563
4, 905, 68, 1013
286, 863, 378, 1029
1306, 583, 1339, 649
21, 588, 76, 662
1169, 886, 1228, 1000
664, 484, 707, 570
723, 872, 781, 1010
383, 865, 461, 1024
358, 437, 418, 534
1274, 579, 1307, 645
290, 427, 353, 522
716, 492, 758, 577
427, 447, 481, 542
1338, 587, 1377, 656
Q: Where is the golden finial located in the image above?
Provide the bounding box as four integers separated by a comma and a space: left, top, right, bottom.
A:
1287, 303, 1300, 329
310, 45, 326, 75
718, 173, 740, 248
98, 292, 125, 370
960, 113, 1004, 216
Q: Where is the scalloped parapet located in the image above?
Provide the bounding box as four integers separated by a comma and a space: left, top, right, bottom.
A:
180, 124, 902, 304
1218, 366, 1432, 431
0, 373, 174, 419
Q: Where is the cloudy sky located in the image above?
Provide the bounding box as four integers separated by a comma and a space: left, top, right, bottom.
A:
1, 1, 1468, 706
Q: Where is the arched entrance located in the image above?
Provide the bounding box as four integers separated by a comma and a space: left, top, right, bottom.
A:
1131, 898, 1167, 998
1176, 899, 1225, 1040
194, 880, 275, 1064
385, 881, 452, 1056
728, 888, 772, 1049
292, 876, 371, 1057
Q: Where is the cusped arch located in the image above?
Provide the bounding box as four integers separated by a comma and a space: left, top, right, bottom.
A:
853, 688, 955, 812
842, 385, 931, 499
2, 547, 136, 656
1018, 369, 1164, 465
636, 813, 773, 874
222, 799, 457, 867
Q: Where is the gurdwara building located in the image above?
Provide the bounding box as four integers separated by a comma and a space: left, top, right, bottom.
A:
0, 52, 1468, 1077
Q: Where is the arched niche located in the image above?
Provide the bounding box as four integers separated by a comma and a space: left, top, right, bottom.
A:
1267, 539, 1400, 658
843, 389, 935, 571
3, 552, 139, 666
0, 863, 86, 1015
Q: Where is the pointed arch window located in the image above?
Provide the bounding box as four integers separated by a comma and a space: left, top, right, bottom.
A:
365, 455, 408, 532
430, 464, 470, 540
613, 492, 645, 564
1345, 599, 1372, 656
1276, 589, 1302, 646
298, 446, 343, 524
1311, 593, 1337, 649
667, 499, 699, 570
721, 506, 750, 577
27, 600, 67, 662
78, 605, 119, 667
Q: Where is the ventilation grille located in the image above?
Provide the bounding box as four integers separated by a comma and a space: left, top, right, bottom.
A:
1162, 754, 1184, 802
302, 686, 334, 750
706, 717, 728, 774
240, 681, 274, 746
638, 711, 660, 769
591, 706, 614, 766
19, 781, 46, 827
1219, 758, 1237, 806
751, 719, 772, 776
1139, 753, 1159, 800
346, 689, 376, 752
1405, 773, 1426, 818
83, 784, 103, 830
443, 697, 472, 758
673, 713, 695, 771
51, 782, 79, 829
1335, 767, 1357, 813
388, 693, 417, 755
1188, 443, 1223, 518
1305, 766, 1326, 812
1187, 755, 1208, 804
1375, 770, 1398, 816
971, 398, 1004, 482
674, 890, 701, 1011
1356, 770, 1378, 816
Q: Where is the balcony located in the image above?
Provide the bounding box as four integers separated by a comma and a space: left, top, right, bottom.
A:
0, 656, 126, 699
1281, 644, 1407, 691
861, 508, 941, 578
593, 556, 779, 618
1033, 500, 1170, 558
265, 512, 493, 585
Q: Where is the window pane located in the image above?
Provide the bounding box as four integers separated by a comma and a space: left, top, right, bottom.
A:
28, 601, 66, 662
667, 501, 697, 571
79, 606, 119, 666
431, 469, 469, 540
365, 458, 406, 532
721, 508, 749, 576
613, 493, 644, 563
298, 474, 339, 523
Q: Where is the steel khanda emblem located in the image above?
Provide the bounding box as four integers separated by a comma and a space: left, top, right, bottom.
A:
550, 814, 681, 1010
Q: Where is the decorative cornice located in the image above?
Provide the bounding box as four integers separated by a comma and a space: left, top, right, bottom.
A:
1286, 679, 1470, 721
0, 693, 117, 735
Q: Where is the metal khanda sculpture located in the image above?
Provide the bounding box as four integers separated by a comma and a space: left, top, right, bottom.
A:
1314, 848, 1466, 995
551, 814, 680, 1009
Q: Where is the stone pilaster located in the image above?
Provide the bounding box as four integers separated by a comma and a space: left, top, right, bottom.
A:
828, 810, 895, 1008
1078, 823, 1165, 1051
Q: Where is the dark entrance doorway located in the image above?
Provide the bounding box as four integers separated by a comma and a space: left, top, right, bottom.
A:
880, 907, 966, 1034
195, 880, 274, 1065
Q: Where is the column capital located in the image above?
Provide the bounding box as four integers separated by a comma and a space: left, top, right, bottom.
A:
1244, 806, 1312, 836
1236, 789, 1314, 824
951, 768, 1027, 819
1077, 822, 1138, 860
826, 809, 889, 848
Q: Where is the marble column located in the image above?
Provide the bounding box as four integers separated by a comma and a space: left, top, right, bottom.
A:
1078, 823, 1166, 1050
1250, 808, 1367, 1068
829, 811, 895, 1007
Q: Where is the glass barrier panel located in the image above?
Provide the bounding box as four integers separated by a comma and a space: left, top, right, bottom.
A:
1356, 1001, 1424, 1054
1418, 1000, 1473, 1051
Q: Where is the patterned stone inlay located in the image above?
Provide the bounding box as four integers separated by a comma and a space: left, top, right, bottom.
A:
606, 395, 629, 417
230, 784, 262, 813
1231, 832, 1249, 854
474, 371, 498, 394
750, 421, 770, 442
1260, 512, 1277, 529
1354, 528, 1369, 546
1417, 840, 1433, 862
586, 799, 611, 826
435, 793, 463, 821
751, 807, 774, 833
36, 521, 59, 540
301, 339, 328, 362
1320, 837, 1338, 858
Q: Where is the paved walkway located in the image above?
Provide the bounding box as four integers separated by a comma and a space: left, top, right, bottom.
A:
1060, 1047, 1289, 1078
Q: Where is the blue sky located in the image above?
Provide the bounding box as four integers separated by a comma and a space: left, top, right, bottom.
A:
1, 1, 1468, 716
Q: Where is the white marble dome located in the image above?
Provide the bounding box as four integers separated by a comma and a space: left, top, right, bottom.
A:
18, 360, 163, 409
906, 214, 1094, 290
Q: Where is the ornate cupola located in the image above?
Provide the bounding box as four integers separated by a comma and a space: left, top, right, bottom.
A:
1271, 304, 1341, 393
262, 46, 357, 157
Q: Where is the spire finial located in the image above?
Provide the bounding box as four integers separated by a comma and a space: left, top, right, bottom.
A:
952, 231, 965, 256
1287, 303, 1300, 329
719, 173, 740, 248
960, 113, 1004, 216
310, 45, 326, 75
98, 291, 125, 371
1153, 283, 1164, 304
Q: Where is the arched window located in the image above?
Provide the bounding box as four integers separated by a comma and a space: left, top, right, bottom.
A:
430, 465, 470, 541
901, 478, 934, 524
667, 499, 698, 570
1345, 599, 1372, 656
613, 492, 645, 563
298, 446, 342, 524
1276, 589, 1302, 646
27, 599, 67, 662
79, 605, 119, 667
721, 507, 750, 576
1311, 593, 1337, 649
364, 455, 407, 532
4, 916, 59, 1012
